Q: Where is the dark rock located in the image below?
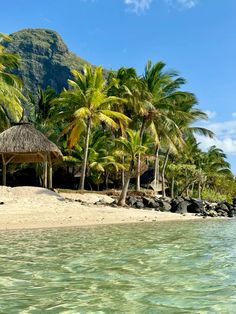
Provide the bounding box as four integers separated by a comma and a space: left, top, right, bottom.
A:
228, 209, 236, 218
127, 196, 138, 206
135, 201, 144, 209
175, 201, 190, 214
217, 210, 228, 217
158, 200, 172, 212
171, 197, 184, 212
142, 197, 151, 207
0, 202, 4, 205
216, 203, 229, 213
142, 197, 159, 209
187, 198, 203, 214
232, 198, 236, 206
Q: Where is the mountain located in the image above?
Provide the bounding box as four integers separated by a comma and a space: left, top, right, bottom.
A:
4, 28, 91, 95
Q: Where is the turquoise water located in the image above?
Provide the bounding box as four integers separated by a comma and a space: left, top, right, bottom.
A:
0, 220, 236, 313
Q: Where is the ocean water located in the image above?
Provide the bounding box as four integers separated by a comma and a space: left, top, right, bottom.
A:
0, 220, 236, 313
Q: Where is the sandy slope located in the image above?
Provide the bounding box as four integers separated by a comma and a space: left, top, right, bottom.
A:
0, 186, 201, 230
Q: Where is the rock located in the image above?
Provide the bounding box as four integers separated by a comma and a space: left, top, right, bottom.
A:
143, 197, 151, 207
142, 197, 159, 209
175, 201, 190, 214
187, 198, 203, 214
208, 210, 218, 217
0, 202, 4, 205
216, 203, 229, 213
135, 201, 144, 209
217, 210, 228, 217
228, 209, 236, 217
232, 198, 236, 206
171, 197, 184, 212
127, 196, 138, 206
158, 200, 172, 212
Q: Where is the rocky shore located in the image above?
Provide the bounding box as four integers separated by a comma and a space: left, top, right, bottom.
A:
123, 195, 236, 218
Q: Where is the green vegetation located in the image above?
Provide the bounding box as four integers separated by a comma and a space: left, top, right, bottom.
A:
0, 33, 24, 131
1, 28, 236, 203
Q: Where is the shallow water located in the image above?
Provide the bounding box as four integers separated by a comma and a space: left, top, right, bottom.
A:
0, 220, 236, 313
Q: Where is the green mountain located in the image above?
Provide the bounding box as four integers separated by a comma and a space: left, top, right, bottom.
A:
4, 28, 91, 95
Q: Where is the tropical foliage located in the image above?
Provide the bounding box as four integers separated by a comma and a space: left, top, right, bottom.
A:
1, 30, 235, 203
0, 33, 24, 131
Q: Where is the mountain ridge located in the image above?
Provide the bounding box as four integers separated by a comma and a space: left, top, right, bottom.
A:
4, 28, 91, 95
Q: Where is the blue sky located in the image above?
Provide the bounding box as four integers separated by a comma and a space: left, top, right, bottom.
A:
1, 0, 236, 171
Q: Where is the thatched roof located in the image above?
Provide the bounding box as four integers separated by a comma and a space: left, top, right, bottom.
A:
0, 123, 63, 163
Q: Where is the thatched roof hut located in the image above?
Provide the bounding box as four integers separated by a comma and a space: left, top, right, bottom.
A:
0, 123, 63, 187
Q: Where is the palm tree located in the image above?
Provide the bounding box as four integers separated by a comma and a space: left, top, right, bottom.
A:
53, 65, 130, 189
108, 67, 151, 187
116, 129, 147, 206
0, 33, 24, 131
138, 61, 190, 192
88, 130, 124, 190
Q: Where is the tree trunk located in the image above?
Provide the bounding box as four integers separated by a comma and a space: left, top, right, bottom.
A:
118, 161, 133, 206
136, 119, 146, 191
153, 145, 160, 191
191, 183, 195, 196
48, 154, 53, 189
161, 149, 170, 198
121, 156, 125, 188
171, 176, 175, 199
198, 182, 201, 199
79, 118, 91, 190
2, 162, 6, 186
105, 171, 110, 190
43, 154, 48, 188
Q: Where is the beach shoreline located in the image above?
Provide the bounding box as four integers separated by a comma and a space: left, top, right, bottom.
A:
0, 186, 206, 231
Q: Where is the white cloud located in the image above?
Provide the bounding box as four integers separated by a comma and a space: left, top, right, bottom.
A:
204, 110, 216, 120
165, 0, 198, 9
197, 117, 236, 155
198, 136, 236, 155
124, 0, 152, 13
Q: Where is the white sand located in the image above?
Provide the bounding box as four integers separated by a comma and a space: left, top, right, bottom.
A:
0, 186, 202, 230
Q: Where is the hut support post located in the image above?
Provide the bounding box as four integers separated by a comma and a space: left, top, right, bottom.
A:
48, 154, 52, 190
2, 155, 6, 186
43, 155, 48, 188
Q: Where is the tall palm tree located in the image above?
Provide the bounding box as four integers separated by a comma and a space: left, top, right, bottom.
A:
0, 33, 24, 131
52, 65, 130, 189
157, 92, 214, 197
116, 129, 147, 206
108, 67, 152, 187
137, 61, 191, 192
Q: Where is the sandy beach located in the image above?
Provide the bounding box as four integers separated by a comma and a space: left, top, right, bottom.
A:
0, 186, 202, 230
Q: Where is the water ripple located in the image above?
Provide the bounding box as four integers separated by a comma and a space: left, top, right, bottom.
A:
0, 220, 236, 313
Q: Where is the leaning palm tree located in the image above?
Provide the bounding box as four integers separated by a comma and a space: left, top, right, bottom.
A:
52, 65, 130, 189
0, 33, 24, 131
116, 129, 147, 206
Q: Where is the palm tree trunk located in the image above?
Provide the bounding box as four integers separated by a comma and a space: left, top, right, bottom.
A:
2, 162, 6, 186
153, 145, 160, 191
118, 161, 133, 206
161, 148, 170, 198
136, 119, 146, 191
198, 182, 201, 199
171, 176, 175, 199
105, 171, 109, 190
121, 156, 125, 188
79, 118, 91, 190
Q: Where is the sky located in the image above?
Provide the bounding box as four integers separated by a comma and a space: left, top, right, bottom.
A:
1, 0, 236, 171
